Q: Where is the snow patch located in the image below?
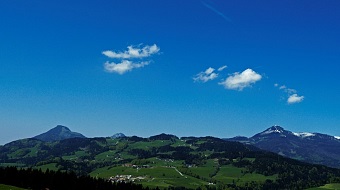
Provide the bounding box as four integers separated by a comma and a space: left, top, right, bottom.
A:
334, 136, 340, 140
261, 126, 283, 135
293, 132, 315, 138
261, 130, 281, 135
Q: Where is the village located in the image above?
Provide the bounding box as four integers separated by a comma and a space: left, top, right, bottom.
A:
109, 175, 146, 183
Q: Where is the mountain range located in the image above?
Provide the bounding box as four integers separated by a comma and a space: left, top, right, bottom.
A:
226, 125, 340, 168
3, 125, 340, 189
23, 125, 340, 168
14, 124, 340, 168
2, 126, 340, 189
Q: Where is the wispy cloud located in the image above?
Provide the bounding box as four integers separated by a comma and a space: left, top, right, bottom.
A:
279, 85, 297, 94
219, 68, 262, 91
193, 67, 219, 82
275, 83, 304, 104
218, 65, 227, 71
102, 44, 159, 74
102, 44, 160, 59
104, 60, 150, 75
193, 65, 228, 83
201, 0, 232, 23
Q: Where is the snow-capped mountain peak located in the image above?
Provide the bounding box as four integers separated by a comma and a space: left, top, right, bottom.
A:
227, 126, 340, 168
254, 126, 340, 142
260, 125, 284, 135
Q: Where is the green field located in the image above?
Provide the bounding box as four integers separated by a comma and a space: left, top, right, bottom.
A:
0, 184, 26, 190
213, 164, 277, 185
95, 150, 118, 161
129, 140, 172, 150
62, 150, 88, 160
170, 140, 188, 147
184, 159, 218, 179
89, 159, 278, 189
214, 165, 245, 183
90, 165, 210, 189
34, 163, 59, 171
92, 166, 182, 178
307, 183, 340, 190
143, 157, 183, 167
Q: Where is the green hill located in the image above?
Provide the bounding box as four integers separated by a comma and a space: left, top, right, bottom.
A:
1, 134, 340, 189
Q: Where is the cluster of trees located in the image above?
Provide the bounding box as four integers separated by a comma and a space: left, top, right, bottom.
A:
148, 133, 179, 141
0, 167, 209, 190
0, 166, 145, 190
129, 149, 154, 159
247, 153, 340, 189
128, 144, 204, 165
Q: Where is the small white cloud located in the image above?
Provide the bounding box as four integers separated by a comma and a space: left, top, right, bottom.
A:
279, 85, 286, 90
104, 60, 149, 75
193, 67, 218, 82
275, 84, 305, 104
275, 83, 304, 104
287, 94, 304, 104
218, 65, 227, 71
102, 44, 160, 59
205, 67, 215, 75
219, 68, 262, 91
274, 84, 297, 95
277, 85, 297, 94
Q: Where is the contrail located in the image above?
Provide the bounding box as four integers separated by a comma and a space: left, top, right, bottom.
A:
201, 0, 232, 23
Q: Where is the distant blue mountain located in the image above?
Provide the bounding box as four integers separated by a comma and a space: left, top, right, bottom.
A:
226, 126, 340, 168
111, 133, 126, 139
33, 125, 86, 142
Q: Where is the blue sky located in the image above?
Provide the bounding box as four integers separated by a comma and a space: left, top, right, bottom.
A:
1, 0, 340, 144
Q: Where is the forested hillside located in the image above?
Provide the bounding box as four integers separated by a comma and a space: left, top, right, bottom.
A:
1, 134, 340, 189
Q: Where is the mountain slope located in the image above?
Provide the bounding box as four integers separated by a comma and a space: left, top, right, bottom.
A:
226, 126, 340, 168
33, 125, 86, 142
2, 134, 340, 189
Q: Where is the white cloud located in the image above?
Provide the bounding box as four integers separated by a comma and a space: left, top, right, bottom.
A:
102, 44, 160, 59
275, 83, 305, 104
205, 67, 215, 75
287, 94, 304, 104
104, 60, 150, 75
102, 44, 159, 75
193, 65, 228, 83
219, 68, 262, 91
193, 67, 218, 82
218, 65, 227, 71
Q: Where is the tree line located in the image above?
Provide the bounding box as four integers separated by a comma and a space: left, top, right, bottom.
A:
0, 166, 144, 190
